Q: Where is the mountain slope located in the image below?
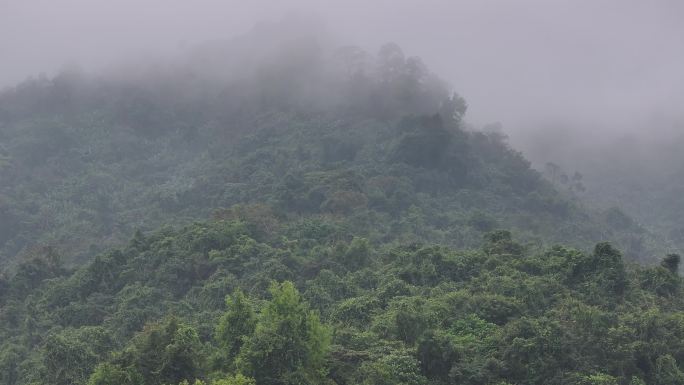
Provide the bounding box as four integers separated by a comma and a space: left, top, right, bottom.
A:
0, 30, 663, 267
0, 21, 681, 385
0, 217, 682, 385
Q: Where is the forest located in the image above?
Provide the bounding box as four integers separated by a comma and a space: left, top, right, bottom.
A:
0, 17, 683, 385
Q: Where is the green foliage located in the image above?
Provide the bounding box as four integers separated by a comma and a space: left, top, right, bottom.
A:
236, 281, 332, 385
213, 290, 256, 370
213, 374, 257, 385
92, 317, 203, 385
583, 373, 619, 385
663, 254, 681, 274
358, 348, 427, 385
43, 327, 112, 385
0, 220, 681, 385
0, 27, 681, 385
391, 115, 455, 170
87, 363, 136, 385
655, 354, 684, 385
177, 374, 256, 385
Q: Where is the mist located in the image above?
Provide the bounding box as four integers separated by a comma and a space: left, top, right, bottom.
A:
2, 0, 683, 139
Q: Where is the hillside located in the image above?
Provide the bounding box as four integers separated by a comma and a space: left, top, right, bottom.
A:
0, 21, 683, 385
0, 25, 665, 268
1, 218, 683, 385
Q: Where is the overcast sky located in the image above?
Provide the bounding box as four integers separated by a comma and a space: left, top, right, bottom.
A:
1, 0, 683, 142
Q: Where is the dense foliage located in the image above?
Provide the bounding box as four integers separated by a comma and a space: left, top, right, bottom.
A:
0, 219, 682, 385
0, 37, 663, 267
1, 21, 681, 385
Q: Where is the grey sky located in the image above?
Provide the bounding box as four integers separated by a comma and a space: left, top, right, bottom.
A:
1, 0, 683, 143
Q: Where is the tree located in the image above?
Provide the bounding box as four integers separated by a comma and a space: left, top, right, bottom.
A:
0, 344, 21, 385
654, 355, 684, 385
416, 330, 459, 382
111, 317, 203, 385
214, 290, 256, 370
236, 281, 331, 385
662, 254, 681, 274
391, 115, 453, 170
177, 374, 256, 385
582, 373, 619, 385
44, 330, 99, 385
358, 348, 427, 385
87, 363, 139, 385
592, 243, 627, 297
213, 374, 257, 385
155, 320, 203, 384
483, 230, 524, 256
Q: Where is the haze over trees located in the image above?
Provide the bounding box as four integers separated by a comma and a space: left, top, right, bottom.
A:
0, 20, 664, 268
525, 122, 684, 255
0, 13, 683, 385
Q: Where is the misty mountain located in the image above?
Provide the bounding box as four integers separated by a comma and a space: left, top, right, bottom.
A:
0, 11, 683, 385
0, 22, 664, 269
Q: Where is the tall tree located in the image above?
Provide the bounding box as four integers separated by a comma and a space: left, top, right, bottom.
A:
236, 281, 331, 385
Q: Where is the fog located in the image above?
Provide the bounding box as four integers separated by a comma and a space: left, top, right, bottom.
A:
2, 0, 683, 153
